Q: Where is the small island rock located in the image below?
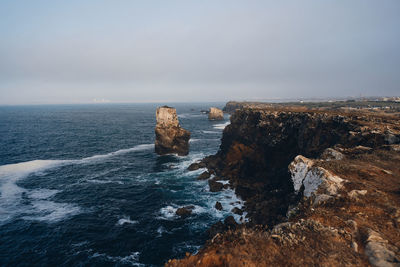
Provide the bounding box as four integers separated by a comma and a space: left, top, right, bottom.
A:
176, 205, 195, 217
155, 106, 191, 156
208, 107, 224, 120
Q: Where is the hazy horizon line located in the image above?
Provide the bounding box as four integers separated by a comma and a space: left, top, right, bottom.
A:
1, 95, 398, 107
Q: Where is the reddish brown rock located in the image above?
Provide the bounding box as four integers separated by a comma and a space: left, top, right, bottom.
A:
155, 106, 190, 156
176, 205, 195, 218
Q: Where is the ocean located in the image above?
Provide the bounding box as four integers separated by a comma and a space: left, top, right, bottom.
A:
0, 103, 242, 266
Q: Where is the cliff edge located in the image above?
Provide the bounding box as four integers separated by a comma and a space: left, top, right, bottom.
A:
167, 105, 400, 266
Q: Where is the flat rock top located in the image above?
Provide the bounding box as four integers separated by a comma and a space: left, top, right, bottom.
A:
210, 107, 223, 114
156, 106, 179, 127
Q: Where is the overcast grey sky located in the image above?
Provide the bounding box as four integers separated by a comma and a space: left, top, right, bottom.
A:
0, 1, 399, 104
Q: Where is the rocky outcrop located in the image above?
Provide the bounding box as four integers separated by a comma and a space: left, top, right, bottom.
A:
208, 107, 224, 120
167, 104, 400, 266
198, 107, 400, 225
176, 205, 195, 218
365, 229, 399, 267
289, 155, 345, 197
155, 106, 190, 156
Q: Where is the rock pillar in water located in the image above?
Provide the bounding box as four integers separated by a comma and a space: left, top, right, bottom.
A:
155, 106, 190, 156
208, 107, 224, 120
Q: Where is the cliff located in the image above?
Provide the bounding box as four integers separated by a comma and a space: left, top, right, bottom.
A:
155, 106, 191, 156
167, 105, 400, 266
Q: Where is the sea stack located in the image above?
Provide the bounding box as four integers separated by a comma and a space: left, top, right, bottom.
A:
208, 107, 224, 120
155, 106, 190, 156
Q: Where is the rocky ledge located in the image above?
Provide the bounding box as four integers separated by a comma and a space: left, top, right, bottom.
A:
155, 106, 191, 156
167, 105, 400, 266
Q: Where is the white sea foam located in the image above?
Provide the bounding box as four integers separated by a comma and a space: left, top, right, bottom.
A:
202, 130, 219, 134
158, 205, 178, 220
191, 205, 206, 214
213, 121, 230, 130
27, 188, 60, 199
157, 226, 165, 236
90, 251, 143, 266
0, 143, 154, 224
178, 113, 203, 119
87, 179, 124, 185
117, 216, 138, 226
23, 200, 81, 222
80, 144, 154, 163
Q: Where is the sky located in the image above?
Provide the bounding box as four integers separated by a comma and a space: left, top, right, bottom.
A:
0, 1, 399, 104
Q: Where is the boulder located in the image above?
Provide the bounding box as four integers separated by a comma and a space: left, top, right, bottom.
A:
289, 155, 345, 197
215, 201, 223, 210
321, 148, 344, 161
187, 162, 205, 171
365, 229, 399, 267
155, 106, 191, 156
209, 179, 224, 192
231, 207, 243, 215
224, 216, 238, 229
197, 171, 211, 180
176, 205, 195, 218
208, 107, 224, 120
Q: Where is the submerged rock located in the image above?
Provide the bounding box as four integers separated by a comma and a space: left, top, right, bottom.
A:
208, 107, 224, 120
215, 201, 223, 210
155, 106, 191, 156
176, 205, 195, 218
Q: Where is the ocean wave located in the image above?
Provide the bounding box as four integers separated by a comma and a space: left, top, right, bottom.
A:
80, 144, 154, 163
22, 200, 81, 222
158, 205, 178, 220
0, 143, 154, 224
213, 121, 230, 130
202, 130, 219, 134
90, 251, 143, 266
157, 226, 172, 237
87, 179, 124, 185
178, 113, 204, 119
117, 216, 138, 226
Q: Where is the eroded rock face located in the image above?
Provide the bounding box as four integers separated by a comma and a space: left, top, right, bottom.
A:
198, 107, 400, 225
167, 105, 400, 267
208, 107, 224, 120
155, 106, 190, 156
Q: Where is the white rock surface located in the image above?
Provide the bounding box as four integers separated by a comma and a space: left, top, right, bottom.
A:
289, 155, 345, 197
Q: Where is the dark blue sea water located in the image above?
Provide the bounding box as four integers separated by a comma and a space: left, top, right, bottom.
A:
0, 103, 244, 266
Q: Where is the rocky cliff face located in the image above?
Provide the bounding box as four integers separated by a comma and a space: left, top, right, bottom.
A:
155, 106, 190, 156
201, 107, 399, 225
208, 107, 224, 120
167, 106, 400, 266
